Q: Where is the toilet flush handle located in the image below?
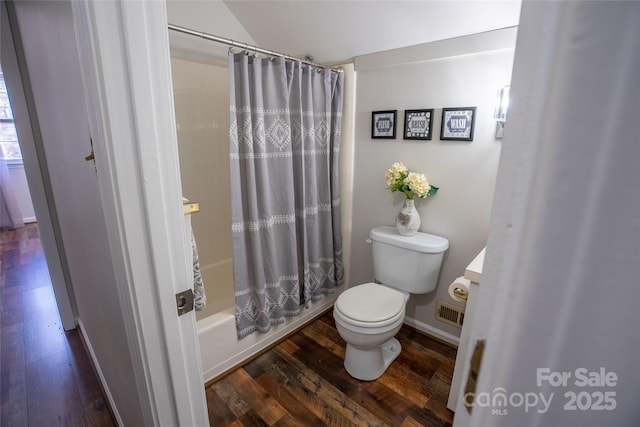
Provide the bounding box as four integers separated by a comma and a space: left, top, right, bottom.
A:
365, 238, 372, 244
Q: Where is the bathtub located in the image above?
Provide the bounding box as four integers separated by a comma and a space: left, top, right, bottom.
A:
197, 293, 339, 383
194, 253, 342, 382
195, 258, 234, 322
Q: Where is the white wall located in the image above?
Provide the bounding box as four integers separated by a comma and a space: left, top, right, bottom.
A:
166, 0, 256, 67
10, 2, 146, 424
350, 28, 516, 342
5, 163, 35, 222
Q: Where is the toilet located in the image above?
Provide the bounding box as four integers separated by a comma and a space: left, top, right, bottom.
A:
333, 225, 449, 381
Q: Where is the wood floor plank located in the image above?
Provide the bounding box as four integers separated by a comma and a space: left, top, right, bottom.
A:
22, 286, 67, 364
299, 315, 345, 359
26, 350, 85, 426
206, 385, 243, 427
294, 322, 429, 409
423, 369, 454, 402
1, 224, 115, 427
288, 332, 411, 426
394, 340, 443, 379
274, 345, 386, 427
27, 225, 39, 239
207, 296, 457, 427
7, 221, 458, 427
404, 405, 452, 427
84, 397, 115, 427
360, 380, 415, 426
398, 328, 457, 366
236, 408, 269, 427
1, 394, 28, 427
66, 330, 104, 406
224, 368, 289, 425
254, 372, 327, 427
401, 415, 427, 427
211, 375, 254, 418
272, 412, 319, 427
425, 398, 455, 426
249, 347, 374, 426
208, 309, 458, 426
0, 321, 27, 426
244, 350, 340, 424
376, 362, 430, 408
277, 336, 300, 355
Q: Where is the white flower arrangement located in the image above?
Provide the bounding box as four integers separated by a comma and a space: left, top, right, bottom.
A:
385, 162, 439, 200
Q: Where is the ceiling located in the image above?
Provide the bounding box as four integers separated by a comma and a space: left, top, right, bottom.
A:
167, 0, 522, 66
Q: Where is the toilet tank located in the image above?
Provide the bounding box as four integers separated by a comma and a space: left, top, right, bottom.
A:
370, 226, 449, 294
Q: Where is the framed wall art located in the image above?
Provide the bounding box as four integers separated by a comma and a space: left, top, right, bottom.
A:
440, 107, 477, 141
371, 110, 397, 139
403, 109, 434, 140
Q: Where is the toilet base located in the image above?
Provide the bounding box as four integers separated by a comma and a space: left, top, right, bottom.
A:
344, 337, 401, 381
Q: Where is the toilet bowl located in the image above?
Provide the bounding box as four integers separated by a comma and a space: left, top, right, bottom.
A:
333, 282, 408, 380
333, 226, 448, 381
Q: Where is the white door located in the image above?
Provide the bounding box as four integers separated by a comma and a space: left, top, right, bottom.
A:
71, 1, 208, 425
0, 2, 77, 332
454, 2, 640, 426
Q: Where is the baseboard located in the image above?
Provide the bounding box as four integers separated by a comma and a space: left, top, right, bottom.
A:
77, 319, 123, 426
403, 315, 460, 347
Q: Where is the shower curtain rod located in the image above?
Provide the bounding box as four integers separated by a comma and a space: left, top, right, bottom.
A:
168, 23, 343, 73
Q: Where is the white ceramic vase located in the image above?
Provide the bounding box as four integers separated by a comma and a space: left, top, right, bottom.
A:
395, 199, 420, 236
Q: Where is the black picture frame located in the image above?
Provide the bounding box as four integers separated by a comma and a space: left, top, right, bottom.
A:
371, 110, 397, 139
440, 107, 477, 141
403, 109, 434, 140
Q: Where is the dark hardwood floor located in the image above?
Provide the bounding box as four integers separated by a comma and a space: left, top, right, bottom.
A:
2, 223, 457, 426
0, 224, 114, 426
207, 310, 457, 426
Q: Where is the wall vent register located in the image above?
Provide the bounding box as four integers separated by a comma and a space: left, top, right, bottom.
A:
436, 300, 465, 328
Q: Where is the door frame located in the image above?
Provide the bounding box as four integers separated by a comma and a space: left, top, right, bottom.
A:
71, 1, 208, 424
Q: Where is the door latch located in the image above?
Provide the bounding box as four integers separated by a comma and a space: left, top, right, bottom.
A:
175, 289, 195, 316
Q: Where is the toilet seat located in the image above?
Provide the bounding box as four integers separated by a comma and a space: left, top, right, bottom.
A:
335, 283, 406, 328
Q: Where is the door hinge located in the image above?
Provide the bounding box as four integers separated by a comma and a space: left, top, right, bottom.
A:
175, 289, 195, 316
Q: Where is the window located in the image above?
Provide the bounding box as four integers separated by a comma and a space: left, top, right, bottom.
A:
0, 73, 22, 161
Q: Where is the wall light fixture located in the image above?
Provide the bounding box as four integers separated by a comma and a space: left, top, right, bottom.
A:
493, 85, 510, 139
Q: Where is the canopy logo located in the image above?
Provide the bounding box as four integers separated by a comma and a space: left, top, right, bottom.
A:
463, 367, 618, 416
463, 388, 554, 415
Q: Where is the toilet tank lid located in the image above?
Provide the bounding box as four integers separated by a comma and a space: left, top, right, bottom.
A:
370, 226, 449, 253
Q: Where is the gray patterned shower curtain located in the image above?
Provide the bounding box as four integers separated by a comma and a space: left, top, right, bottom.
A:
229, 53, 344, 338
